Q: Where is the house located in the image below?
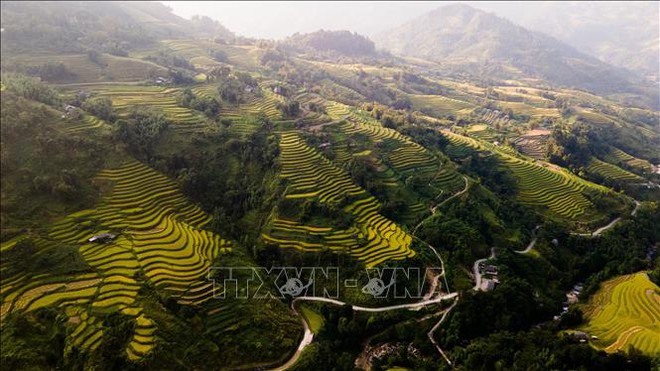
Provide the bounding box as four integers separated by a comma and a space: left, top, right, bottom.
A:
62, 104, 81, 119
273, 86, 283, 95
154, 76, 170, 85
484, 265, 499, 276
572, 331, 589, 343
87, 233, 116, 243
480, 278, 497, 291
318, 142, 331, 149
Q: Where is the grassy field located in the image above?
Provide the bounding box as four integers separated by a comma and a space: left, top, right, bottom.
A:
10, 53, 167, 83
300, 305, 324, 335
580, 272, 660, 356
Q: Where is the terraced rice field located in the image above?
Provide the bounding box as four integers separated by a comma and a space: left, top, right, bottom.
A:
587, 158, 644, 183
478, 108, 515, 128
1, 161, 230, 360
581, 272, 660, 356
409, 94, 475, 117
467, 124, 498, 142
498, 101, 560, 118
441, 130, 613, 219
65, 114, 110, 134
575, 108, 613, 124
326, 101, 441, 180
219, 86, 283, 121
81, 85, 207, 129
605, 147, 653, 173
263, 132, 415, 267
512, 130, 551, 160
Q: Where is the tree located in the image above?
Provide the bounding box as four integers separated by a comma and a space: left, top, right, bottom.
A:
277, 100, 300, 118
117, 108, 169, 157
212, 49, 228, 63
217, 77, 245, 104
82, 97, 116, 122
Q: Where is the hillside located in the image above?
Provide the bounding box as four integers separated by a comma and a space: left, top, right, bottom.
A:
374, 4, 656, 108
0, 1, 234, 55
511, 2, 660, 79
284, 30, 376, 56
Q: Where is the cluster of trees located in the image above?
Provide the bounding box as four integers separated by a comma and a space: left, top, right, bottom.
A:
1, 2, 156, 55
1, 89, 110, 233
1, 73, 60, 105
178, 88, 220, 118
156, 116, 279, 244
546, 123, 609, 170
285, 30, 376, 56
216, 72, 257, 104
276, 99, 300, 118
24, 62, 75, 82
116, 108, 169, 158
82, 97, 116, 122
449, 328, 654, 371
146, 51, 194, 70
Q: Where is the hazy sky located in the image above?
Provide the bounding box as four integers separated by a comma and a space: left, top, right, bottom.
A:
161, 1, 655, 41
162, 1, 533, 39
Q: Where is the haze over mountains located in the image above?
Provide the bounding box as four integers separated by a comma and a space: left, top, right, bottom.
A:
493, 2, 659, 78
160, 1, 658, 108
374, 4, 656, 107
165, 1, 659, 78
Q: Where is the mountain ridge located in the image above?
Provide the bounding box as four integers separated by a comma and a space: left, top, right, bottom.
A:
374, 4, 656, 107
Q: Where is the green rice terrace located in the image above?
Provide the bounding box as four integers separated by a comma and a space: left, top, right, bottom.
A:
263, 132, 415, 267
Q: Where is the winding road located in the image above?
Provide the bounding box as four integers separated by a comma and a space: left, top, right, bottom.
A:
270, 177, 467, 370
572, 200, 641, 237
271, 180, 643, 369
471, 199, 642, 291
412, 175, 469, 236
271, 284, 458, 371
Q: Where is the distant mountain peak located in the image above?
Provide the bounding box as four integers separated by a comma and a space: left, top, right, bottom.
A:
373, 4, 644, 98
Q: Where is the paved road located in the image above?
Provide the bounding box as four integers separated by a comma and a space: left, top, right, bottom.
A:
272, 301, 314, 371
412, 175, 469, 236
270, 180, 469, 370
572, 200, 641, 237
271, 291, 458, 370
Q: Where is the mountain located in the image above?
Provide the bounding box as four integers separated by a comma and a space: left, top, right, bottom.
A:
504, 2, 659, 79
0, 1, 234, 55
374, 4, 654, 105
